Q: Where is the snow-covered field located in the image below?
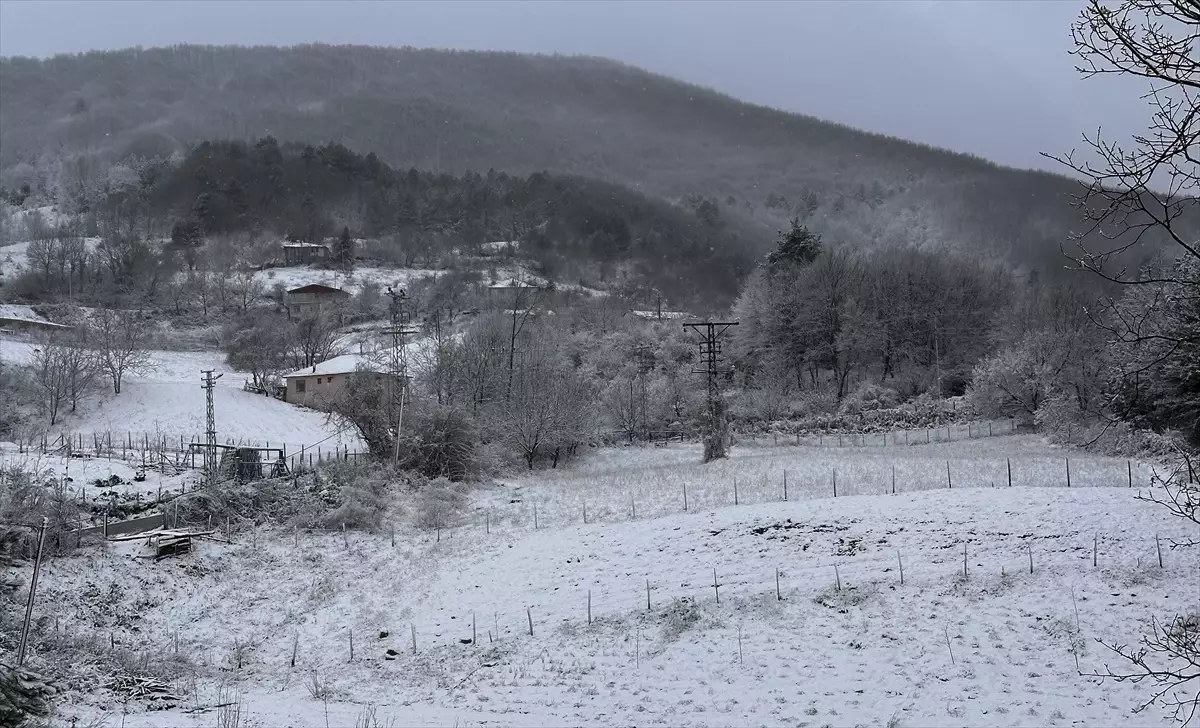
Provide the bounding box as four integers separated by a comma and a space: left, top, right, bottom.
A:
1, 337, 361, 453
17, 435, 1196, 728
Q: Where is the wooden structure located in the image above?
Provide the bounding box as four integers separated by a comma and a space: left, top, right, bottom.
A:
186, 443, 289, 483
282, 241, 329, 265
285, 283, 349, 319
106, 527, 218, 562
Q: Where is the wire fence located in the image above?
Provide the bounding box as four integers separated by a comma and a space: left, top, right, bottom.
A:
168, 522, 1199, 661
2, 429, 369, 474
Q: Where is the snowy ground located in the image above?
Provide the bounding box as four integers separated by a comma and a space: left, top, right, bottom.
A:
1, 337, 361, 454
14, 435, 1196, 728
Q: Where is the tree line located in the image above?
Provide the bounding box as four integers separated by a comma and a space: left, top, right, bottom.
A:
4, 137, 754, 309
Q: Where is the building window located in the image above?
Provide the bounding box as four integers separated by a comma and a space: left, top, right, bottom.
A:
317, 377, 322, 384
296, 380, 306, 393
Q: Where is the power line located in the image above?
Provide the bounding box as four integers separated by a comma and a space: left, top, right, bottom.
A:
683, 321, 738, 461
384, 286, 417, 464
200, 369, 223, 488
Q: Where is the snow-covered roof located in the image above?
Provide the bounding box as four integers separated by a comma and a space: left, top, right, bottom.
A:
480, 241, 519, 251
282, 242, 328, 249
489, 281, 548, 290
631, 310, 690, 320
283, 354, 388, 379
0, 303, 70, 328
287, 283, 348, 295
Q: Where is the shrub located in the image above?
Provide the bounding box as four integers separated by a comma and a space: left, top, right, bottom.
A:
0, 466, 82, 562
401, 405, 485, 481
311, 466, 392, 532
411, 477, 467, 531
837, 383, 900, 416
659, 597, 701, 641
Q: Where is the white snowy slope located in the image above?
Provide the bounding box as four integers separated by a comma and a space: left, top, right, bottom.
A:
1, 339, 362, 452
32, 437, 1195, 728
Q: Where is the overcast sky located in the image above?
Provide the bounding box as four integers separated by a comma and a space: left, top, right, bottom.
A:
0, 0, 1146, 172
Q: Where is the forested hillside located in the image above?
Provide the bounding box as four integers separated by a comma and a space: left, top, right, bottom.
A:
0, 44, 1183, 278
153, 139, 754, 304
1, 138, 754, 307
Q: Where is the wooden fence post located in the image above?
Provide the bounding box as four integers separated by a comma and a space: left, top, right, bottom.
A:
1007, 458, 1012, 487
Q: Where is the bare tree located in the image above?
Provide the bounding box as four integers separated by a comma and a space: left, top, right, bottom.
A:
187, 269, 213, 317
93, 308, 152, 395
290, 312, 342, 368
230, 270, 266, 312
61, 327, 101, 413
30, 336, 73, 425
1047, 2, 1200, 720
223, 312, 291, 390
496, 331, 594, 469
1044, 0, 1198, 289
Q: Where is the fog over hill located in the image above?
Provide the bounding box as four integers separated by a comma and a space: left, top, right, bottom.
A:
0, 44, 1183, 279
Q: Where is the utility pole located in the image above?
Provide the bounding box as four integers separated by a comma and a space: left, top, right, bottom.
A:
683, 321, 738, 463
384, 287, 417, 464
201, 369, 223, 488
17, 517, 48, 666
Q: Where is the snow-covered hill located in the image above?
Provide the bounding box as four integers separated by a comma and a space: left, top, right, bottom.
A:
1, 339, 361, 453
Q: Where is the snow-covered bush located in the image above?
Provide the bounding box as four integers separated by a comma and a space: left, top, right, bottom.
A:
410, 477, 468, 531
402, 405, 487, 482
837, 383, 901, 416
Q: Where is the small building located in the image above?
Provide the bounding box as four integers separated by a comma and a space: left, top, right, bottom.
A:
486, 281, 563, 312
282, 242, 329, 266
0, 303, 71, 335
282, 354, 401, 410
285, 284, 350, 319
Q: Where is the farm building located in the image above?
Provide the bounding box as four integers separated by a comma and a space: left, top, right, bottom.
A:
285, 284, 350, 319
282, 353, 402, 410
0, 303, 71, 335
282, 241, 329, 265
486, 281, 570, 313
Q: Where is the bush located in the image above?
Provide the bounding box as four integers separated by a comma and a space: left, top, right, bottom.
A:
837, 383, 900, 416
659, 597, 701, 641
401, 405, 486, 481
311, 466, 392, 532
0, 466, 82, 562
410, 477, 468, 530
176, 462, 404, 533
